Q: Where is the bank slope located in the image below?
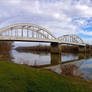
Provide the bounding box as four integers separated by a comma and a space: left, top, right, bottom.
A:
0, 61, 92, 92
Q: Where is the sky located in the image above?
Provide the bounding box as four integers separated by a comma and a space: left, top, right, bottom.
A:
0, 0, 92, 44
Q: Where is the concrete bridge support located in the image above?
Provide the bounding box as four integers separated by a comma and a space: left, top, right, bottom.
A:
78, 46, 86, 53
50, 53, 61, 65
51, 42, 62, 54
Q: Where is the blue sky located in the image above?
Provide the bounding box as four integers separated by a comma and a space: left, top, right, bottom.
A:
0, 0, 92, 44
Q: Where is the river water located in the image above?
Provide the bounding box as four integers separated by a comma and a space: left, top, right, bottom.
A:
1, 42, 92, 80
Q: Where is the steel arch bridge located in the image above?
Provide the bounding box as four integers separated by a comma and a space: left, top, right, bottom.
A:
58, 34, 85, 46
0, 23, 86, 46
0, 23, 58, 43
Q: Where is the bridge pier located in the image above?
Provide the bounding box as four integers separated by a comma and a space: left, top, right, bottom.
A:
78, 46, 86, 53
50, 53, 61, 65
51, 42, 61, 54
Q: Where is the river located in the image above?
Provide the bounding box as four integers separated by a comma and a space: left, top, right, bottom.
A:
1, 42, 92, 80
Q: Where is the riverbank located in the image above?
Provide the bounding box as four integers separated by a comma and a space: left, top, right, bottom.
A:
0, 61, 92, 92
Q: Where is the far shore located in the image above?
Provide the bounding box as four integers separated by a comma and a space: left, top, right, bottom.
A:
15, 45, 91, 53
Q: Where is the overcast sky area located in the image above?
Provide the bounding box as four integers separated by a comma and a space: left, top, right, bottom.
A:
0, 0, 92, 44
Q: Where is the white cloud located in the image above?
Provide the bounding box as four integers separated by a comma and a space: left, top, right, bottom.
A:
80, 30, 92, 36
0, 0, 92, 44
8, 0, 22, 5
53, 13, 61, 19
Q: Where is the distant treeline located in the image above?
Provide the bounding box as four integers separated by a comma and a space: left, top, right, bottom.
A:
15, 46, 51, 52
15, 45, 80, 53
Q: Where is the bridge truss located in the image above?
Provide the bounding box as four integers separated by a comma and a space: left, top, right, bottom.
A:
58, 34, 85, 46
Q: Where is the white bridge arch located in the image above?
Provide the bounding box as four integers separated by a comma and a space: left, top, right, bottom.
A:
58, 34, 85, 46
0, 23, 86, 46
0, 23, 58, 43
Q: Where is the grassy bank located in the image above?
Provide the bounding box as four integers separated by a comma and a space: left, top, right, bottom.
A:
0, 61, 92, 92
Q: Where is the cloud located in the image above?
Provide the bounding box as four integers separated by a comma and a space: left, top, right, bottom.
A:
0, 0, 92, 44
8, 0, 22, 5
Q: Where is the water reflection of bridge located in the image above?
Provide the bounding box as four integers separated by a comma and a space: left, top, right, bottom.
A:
38, 53, 87, 68
32, 52, 89, 77
44, 59, 85, 77
42, 53, 88, 77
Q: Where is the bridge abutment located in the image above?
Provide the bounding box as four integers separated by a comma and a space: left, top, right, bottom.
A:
51, 42, 61, 54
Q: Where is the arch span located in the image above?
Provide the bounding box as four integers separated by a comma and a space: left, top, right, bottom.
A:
0, 23, 57, 43
58, 34, 85, 46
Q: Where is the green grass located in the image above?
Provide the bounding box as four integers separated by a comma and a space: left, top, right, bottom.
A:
0, 61, 92, 92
